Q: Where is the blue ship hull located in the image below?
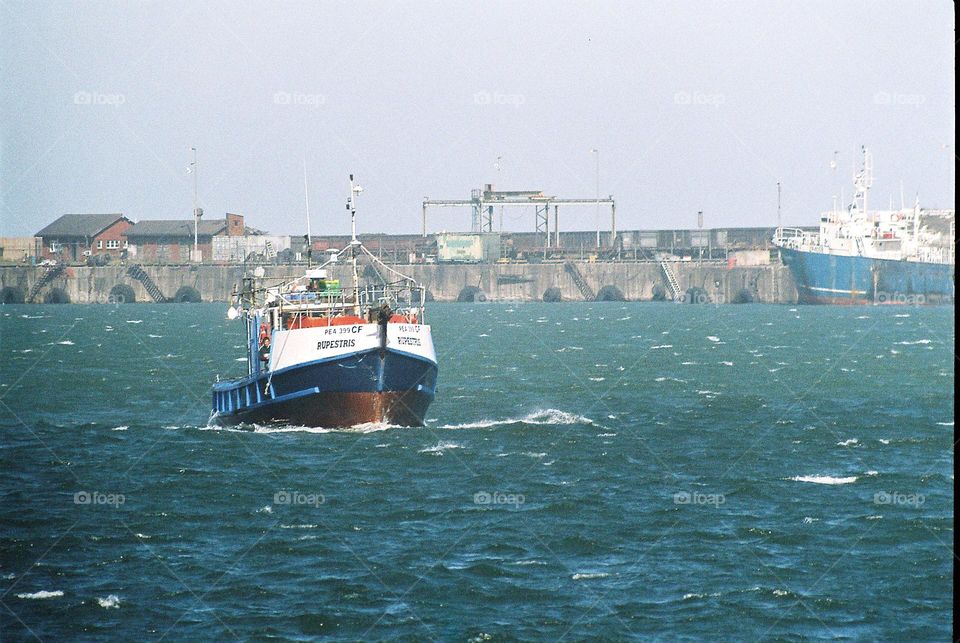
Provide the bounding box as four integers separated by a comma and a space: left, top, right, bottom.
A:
780, 247, 954, 305
211, 348, 438, 427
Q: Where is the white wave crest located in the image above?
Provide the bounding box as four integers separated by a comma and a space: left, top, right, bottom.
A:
572, 572, 609, 580
440, 409, 593, 430
895, 339, 931, 345
419, 441, 463, 455
16, 590, 63, 599
97, 595, 120, 608
790, 475, 857, 485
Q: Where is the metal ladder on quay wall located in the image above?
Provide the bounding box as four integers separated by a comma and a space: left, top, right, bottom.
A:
659, 260, 682, 301
126, 264, 168, 302
564, 262, 596, 301
26, 263, 67, 303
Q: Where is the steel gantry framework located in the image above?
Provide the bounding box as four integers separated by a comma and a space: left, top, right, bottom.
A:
421, 185, 616, 248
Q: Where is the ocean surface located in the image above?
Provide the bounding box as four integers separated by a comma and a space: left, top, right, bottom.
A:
0, 302, 953, 640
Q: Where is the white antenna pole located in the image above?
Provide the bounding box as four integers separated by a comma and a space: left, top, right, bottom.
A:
303, 158, 312, 267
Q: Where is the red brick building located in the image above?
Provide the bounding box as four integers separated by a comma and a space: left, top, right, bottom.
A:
125, 213, 244, 263
36, 214, 133, 262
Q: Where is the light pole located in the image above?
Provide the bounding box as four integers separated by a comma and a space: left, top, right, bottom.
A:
591, 148, 600, 248
190, 147, 201, 262
495, 155, 503, 233
697, 209, 703, 266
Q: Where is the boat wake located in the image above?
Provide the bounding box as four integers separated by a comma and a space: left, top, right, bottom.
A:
203, 421, 401, 434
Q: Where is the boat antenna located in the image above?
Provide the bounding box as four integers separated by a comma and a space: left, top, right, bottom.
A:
303, 157, 312, 267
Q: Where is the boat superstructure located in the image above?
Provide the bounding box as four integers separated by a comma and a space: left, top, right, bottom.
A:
210, 176, 438, 427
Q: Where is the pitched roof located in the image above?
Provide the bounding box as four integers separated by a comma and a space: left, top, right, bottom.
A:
36, 214, 129, 238
125, 219, 228, 238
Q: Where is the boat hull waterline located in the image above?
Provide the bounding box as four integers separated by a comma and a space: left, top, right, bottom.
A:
780, 247, 954, 305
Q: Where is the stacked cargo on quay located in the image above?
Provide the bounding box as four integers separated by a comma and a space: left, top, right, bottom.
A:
774, 148, 954, 305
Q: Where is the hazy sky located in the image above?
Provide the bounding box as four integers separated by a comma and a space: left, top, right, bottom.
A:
1, 0, 954, 238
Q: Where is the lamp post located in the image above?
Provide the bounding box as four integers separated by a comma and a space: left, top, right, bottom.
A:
190, 147, 201, 262
697, 209, 703, 266
591, 148, 600, 248
495, 155, 503, 233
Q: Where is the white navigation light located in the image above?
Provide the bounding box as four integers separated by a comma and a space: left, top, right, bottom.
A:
226, 306, 239, 320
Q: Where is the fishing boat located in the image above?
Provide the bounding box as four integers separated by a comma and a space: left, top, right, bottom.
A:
210, 176, 438, 427
773, 147, 954, 305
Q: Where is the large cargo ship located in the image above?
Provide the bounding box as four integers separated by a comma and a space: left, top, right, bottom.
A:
774, 148, 954, 305
210, 176, 438, 427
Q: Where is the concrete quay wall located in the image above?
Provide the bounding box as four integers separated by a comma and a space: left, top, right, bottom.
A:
0, 262, 799, 305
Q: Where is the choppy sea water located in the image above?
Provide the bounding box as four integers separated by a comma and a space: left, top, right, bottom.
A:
0, 302, 953, 640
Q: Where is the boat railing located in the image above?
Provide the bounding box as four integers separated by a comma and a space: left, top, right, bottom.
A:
773, 227, 819, 251
271, 280, 427, 322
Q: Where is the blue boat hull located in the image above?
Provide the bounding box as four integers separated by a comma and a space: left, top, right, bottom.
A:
211, 349, 438, 427
780, 247, 954, 305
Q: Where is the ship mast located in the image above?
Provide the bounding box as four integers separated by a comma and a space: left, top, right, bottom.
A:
347, 174, 363, 316
851, 145, 873, 216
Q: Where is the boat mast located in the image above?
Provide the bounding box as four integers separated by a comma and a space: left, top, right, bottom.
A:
852, 145, 873, 216
348, 174, 362, 316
